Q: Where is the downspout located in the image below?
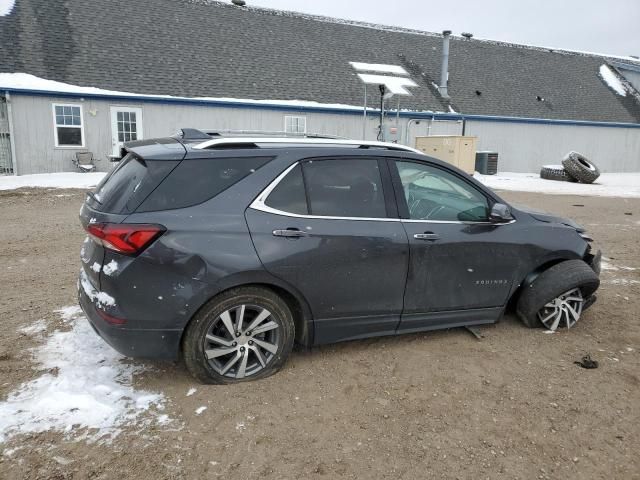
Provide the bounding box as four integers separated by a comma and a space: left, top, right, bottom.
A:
5, 91, 18, 176
362, 84, 367, 140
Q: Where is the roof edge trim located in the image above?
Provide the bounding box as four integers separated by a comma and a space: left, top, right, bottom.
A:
4, 87, 640, 129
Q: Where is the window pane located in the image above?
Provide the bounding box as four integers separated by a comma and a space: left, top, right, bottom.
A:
118, 132, 124, 142
130, 112, 136, 122
57, 127, 82, 146
56, 115, 64, 125
117, 112, 123, 122
396, 161, 489, 222
138, 156, 274, 212
265, 164, 308, 215
303, 159, 387, 218
55, 106, 63, 116
285, 116, 306, 134
63, 106, 72, 115
131, 131, 138, 141
72, 115, 81, 126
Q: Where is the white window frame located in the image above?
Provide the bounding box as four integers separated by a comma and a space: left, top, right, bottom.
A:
52, 103, 85, 148
284, 115, 307, 134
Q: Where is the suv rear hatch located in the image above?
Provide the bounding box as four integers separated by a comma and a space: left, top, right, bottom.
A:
79, 142, 184, 291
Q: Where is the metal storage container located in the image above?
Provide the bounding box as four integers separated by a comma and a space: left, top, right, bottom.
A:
414, 136, 477, 175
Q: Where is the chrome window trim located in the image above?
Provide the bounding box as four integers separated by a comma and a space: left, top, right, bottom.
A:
249, 162, 516, 225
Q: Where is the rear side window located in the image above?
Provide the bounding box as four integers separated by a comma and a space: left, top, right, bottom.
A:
137, 156, 273, 212
265, 165, 308, 215
91, 154, 179, 214
303, 159, 387, 218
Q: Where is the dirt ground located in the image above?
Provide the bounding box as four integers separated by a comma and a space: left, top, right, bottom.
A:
0, 187, 638, 480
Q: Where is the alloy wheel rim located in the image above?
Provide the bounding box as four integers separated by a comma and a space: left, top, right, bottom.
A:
537, 288, 584, 331
203, 304, 280, 379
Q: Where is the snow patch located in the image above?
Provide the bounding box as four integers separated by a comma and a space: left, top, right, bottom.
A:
0, 0, 15, 16
195, 406, 207, 415
79, 270, 115, 307
599, 64, 627, 96
604, 278, 640, 285
91, 262, 102, 273
102, 260, 119, 276
18, 320, 47, 336
55, 305, 83, 322
0, 307, 165, 443
186, 388, 197, 397
0, 172, 106, 191
475, 172, 640, 198
0, 73, 375, 112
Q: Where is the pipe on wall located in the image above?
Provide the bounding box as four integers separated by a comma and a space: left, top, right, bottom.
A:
5, 91, 18, 176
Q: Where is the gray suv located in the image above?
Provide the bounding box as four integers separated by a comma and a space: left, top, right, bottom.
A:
78, 130, 601, 384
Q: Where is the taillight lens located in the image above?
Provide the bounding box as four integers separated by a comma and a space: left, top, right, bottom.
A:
95, 308, 127, 325
85, 223, 165, 255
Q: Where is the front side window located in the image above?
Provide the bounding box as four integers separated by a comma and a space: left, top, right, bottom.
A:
284, 115, 306, 134
395, 161, 489, 222
53, 104, 84, 147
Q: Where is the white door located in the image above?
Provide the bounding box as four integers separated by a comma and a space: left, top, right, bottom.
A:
110, 107, 143, 156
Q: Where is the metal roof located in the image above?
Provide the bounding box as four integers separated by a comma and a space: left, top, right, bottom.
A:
1, 0, 639, 123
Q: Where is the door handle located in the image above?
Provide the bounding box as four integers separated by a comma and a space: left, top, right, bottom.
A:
272, 229, 309, 238
414, 232, 440, 241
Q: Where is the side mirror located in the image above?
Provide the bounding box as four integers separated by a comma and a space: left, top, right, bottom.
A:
489, 203, 514, 223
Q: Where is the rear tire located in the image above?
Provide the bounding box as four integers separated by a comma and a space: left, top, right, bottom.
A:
516, 260, 599, 329
561, 151, 600, 184
182, 286, 295, 384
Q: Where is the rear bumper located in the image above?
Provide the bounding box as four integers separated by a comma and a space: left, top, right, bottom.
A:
78, 285, 182, 360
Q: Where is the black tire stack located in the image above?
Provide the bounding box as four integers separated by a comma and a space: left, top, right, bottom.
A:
539, 151, 601, 184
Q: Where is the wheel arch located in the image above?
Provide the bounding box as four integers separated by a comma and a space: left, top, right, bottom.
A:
180, 272, 314, 351
507, 255, 582, 310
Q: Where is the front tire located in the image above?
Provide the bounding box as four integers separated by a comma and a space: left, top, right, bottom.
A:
516, 260, 599, 330
182, 286, 295, 384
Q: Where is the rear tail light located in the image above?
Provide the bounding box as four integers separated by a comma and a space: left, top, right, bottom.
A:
85, 223, 165, 255
96, 308, 127, 326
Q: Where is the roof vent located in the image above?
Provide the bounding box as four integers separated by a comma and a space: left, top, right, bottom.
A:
231, 0, 246, 6
439, 30, 452, 99
461, 32, 473, 40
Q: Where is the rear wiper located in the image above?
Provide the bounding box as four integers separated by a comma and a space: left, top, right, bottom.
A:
86, 190, 102, 205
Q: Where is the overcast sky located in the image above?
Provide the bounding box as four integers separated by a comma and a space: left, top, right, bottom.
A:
249, 0, 640, 58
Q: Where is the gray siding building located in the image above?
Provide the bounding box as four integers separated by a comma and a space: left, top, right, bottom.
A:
1, 0, 640, 175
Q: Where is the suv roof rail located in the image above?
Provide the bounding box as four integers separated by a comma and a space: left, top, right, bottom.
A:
176, 128, 346, 141
191, 137, 423, 154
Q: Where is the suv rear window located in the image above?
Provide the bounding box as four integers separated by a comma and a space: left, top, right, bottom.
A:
90, 154, 179, 214
137, 156, 273, 212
